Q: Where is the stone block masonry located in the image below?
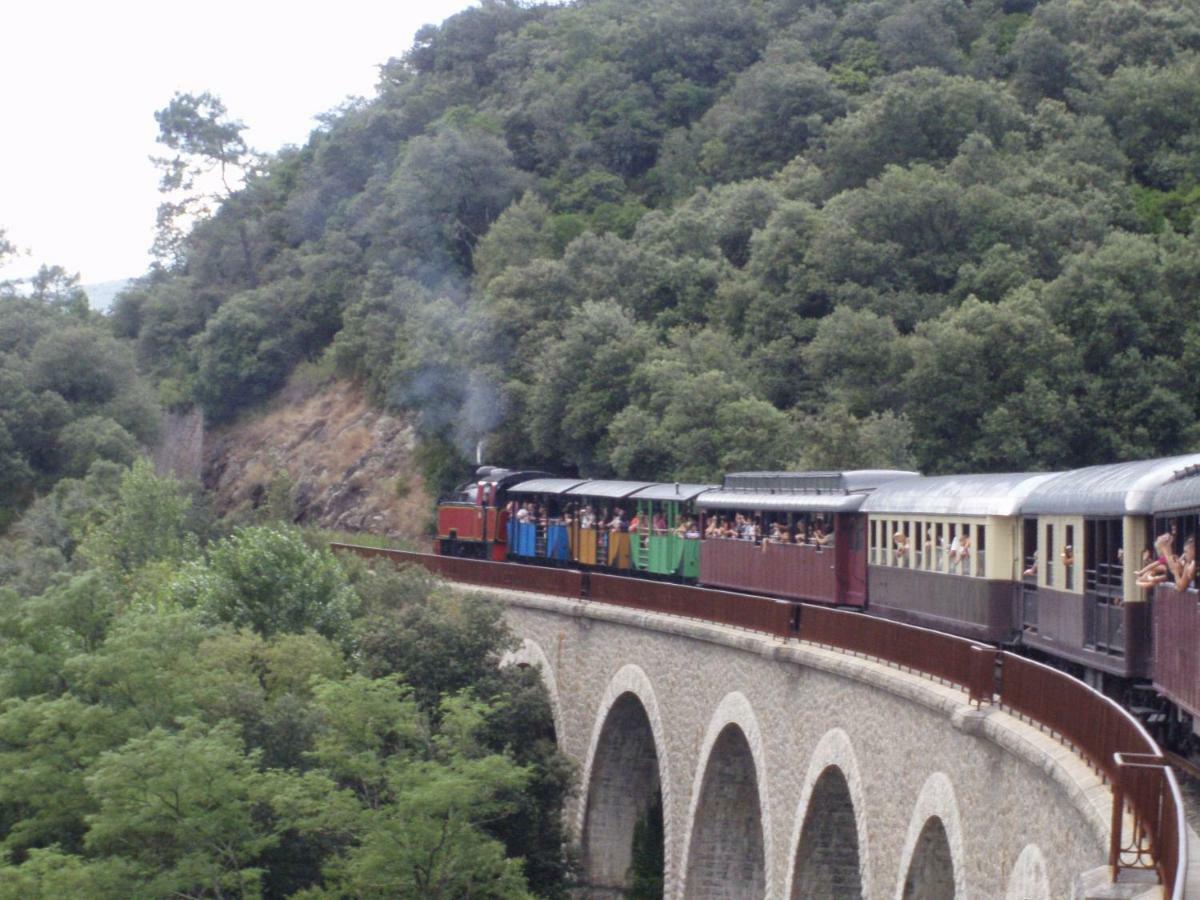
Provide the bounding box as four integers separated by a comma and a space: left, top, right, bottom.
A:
485, 585, 1112, 899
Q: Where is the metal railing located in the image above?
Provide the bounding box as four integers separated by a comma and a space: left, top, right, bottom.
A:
331, 542, 1185, 897
996, 653, 1184, 898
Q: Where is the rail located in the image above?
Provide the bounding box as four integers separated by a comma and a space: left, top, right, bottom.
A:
331, 543, 1186, 897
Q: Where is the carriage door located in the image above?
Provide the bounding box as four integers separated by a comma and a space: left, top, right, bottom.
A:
836, 513, 868, 607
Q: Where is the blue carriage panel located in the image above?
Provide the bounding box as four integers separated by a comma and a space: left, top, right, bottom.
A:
547, 524, 570, 561
514, 522, 539, 557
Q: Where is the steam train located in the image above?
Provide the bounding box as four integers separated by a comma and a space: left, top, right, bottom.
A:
435, 456, 1200, 751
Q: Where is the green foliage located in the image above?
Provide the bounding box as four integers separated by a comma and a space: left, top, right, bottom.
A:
904, 292, 1084, 470
0, 285, 160, 526
83, 719, 275, 897
0, 483, 571, 896
172, 526, 358, 644
627, 793, 665, 899
23, 0, 1200, 493
56, 417, 138, 479
78, 459, 198, 575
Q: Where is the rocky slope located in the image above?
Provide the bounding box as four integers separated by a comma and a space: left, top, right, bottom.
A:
190, 374, 432, 543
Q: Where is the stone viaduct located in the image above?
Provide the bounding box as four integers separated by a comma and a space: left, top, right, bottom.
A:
480, 584, 1122, 900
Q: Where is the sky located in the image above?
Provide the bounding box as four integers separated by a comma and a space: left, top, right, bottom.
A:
0, 0, 476, 286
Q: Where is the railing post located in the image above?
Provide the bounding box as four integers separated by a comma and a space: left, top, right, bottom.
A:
1110, 760, 1126, 884
968, 645, 997, 707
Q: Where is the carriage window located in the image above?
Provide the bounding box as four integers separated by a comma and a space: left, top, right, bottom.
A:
1085, 518, 1123, 596
1064, 525, 1075, 590
1045, 524, 1054, 587
1022, 519, 1038, 580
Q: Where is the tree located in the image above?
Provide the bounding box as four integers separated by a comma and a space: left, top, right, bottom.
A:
802, 306, 911, 415
818, 69, 1028, 194
56, 417, 137, 479
526, 300, 655, 473
903, 292, 1084, 471
697, 54, 849, 181
793, 404, 917, 471
83, 719, 277, 898
152, 92, 260, 269
296, 676, 534, 899
77, 460, 197, 574
27, 266, 88, 316
170, 526, 358, 644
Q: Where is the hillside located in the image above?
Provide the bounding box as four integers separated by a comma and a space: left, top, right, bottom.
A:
5, 0, 1200, 527
109, 0, 1200, 496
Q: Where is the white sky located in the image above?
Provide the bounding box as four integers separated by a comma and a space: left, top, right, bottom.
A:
0, 0, 476, 285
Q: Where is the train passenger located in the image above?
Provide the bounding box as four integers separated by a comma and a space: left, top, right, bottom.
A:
1022, 552, 1038, 577
705, 518, 720, 539
1136, 535, 1173, 588
653, 512, 667, 534
579, 506, 596, 529
1060, 544, 1073, 570
608, 508, 628, 532
892, 529, 909, 561
812, 521, 829, 547
1170, 536, 1195, 590
769, 522, 786, 542
959, 533, 973, 572
721, 518, 736, 539
685, 518, 701, 539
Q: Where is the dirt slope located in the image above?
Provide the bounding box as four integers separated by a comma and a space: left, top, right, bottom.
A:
201, 375, 432, 542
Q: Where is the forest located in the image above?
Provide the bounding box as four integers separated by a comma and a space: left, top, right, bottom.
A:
109, 0, 1200, 491
1, 0, 1200, 894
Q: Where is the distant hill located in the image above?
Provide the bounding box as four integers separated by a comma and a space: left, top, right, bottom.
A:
82, 278, 131, 311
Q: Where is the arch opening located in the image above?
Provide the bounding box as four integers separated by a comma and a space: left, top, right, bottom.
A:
581, 692, 663, 896
902, 816, 956, 900
791, 765, 863, 899
683, 723, 766, 899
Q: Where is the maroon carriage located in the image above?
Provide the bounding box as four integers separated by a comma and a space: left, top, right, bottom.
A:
694, 470, 916, 606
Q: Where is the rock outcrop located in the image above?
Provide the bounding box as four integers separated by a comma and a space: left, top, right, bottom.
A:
200, 377, 432, 542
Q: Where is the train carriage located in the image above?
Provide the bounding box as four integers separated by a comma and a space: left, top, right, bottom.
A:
561, 480, 654, 569
861, 472, 1056, 642
1149, 467, 1200, 739
1018, 454, 1200, 688
627, 483, 713, 578
504, 478, 588, 561
696, 470, 914, 606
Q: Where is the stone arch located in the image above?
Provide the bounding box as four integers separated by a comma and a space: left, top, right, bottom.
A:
576, 664, 672, 895
679, 692, 773, 900
786, 728, 872, 899
894, 772, 966, 900
1005, 843, 1051, 900
502, 638, 563, 742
